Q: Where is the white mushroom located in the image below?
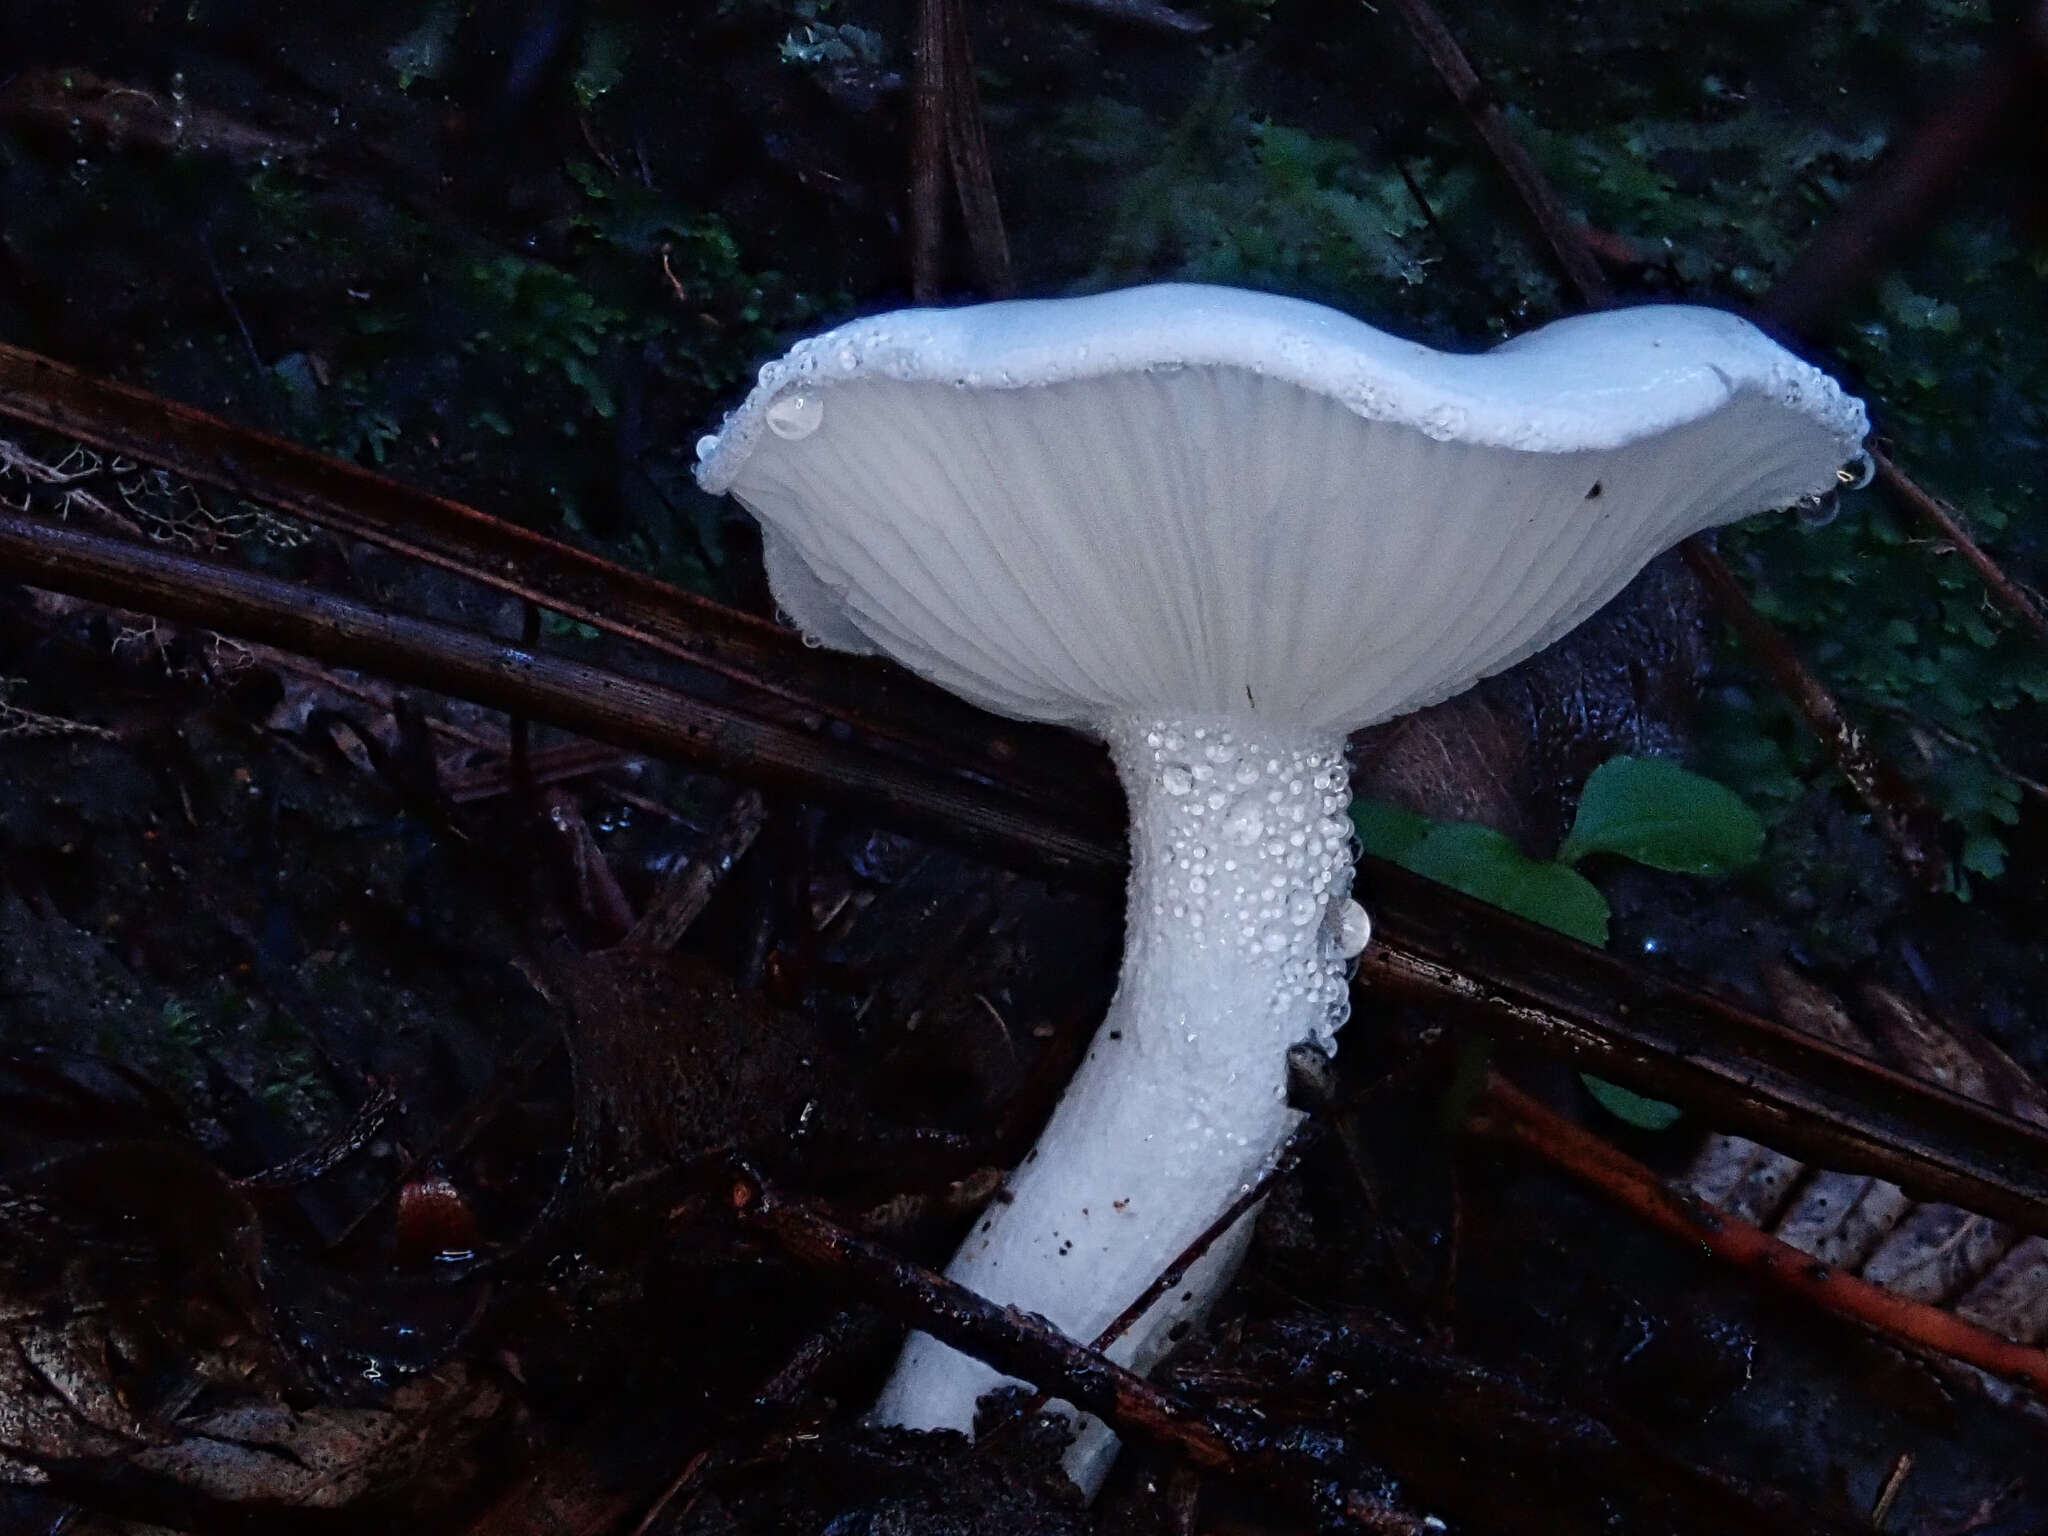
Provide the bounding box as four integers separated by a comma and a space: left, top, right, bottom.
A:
694, 283, 1866, 1493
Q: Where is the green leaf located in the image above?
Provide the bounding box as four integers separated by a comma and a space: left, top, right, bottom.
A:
1401, 823, 1611, 946
1580, 1074, 1685, 1131
1349, 798, 1430, 864
1558, 756, 1765, 875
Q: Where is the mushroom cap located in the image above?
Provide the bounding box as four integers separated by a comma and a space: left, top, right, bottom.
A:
696, 284, 1865, 734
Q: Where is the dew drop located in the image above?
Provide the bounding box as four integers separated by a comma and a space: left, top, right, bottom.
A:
1161, 764, 1194, 796
1336, 900, 1372, 959
1287, 890, 1319, 926
766, 391, 824, 440
1795, 488, 1839, 528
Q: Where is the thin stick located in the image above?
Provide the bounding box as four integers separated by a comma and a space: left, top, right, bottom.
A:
729, 1174, 1241, 1472
1469, 1073, 2048, 1398
1680, 541, 1950, 892
910, 0, 948, 301
1873, 448, 2048, 651
1376, 0, 1611, 308
997, 1124, 1317, 1430
1092, 1125, 1314, 1355
728, 1171, 1436, 1531
940, 0, 1015, 296
0, 509, 1117, 884
0, 341, 1101, 802
619, 789, 767, 952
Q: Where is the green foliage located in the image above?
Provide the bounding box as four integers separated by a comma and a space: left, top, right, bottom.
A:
1580, 1075, 1687, 1132
1353, 756, 1762, 948
466, 255, 629, 423
1558, 755, 1765, 874
1064, 70, 1469, 314
1398, 822, 1613, 947
1354, 756, 1767, 1128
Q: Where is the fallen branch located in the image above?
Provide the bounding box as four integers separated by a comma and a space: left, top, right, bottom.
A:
0, 509, 1120, 883
619, 789, 768, 952
0, 344, 1100, 806
8, 506, 2048, 1239
910, 0, 1014, 299
1468, 1072, 2048, 1398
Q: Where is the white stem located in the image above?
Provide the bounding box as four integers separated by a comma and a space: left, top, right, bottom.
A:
871, 714, 1357, 1495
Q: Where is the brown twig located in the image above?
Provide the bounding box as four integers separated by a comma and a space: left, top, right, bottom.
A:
1468, 1072, 2048, 1398
1873, 447, 2048, 651
1377, 0, 1611, 309
235, 1084, 401, 1193
0, 509, 1120, 883
910, 0, 1015, 298
1680, 540, 1950, 891
997, 1123, 1318, 1431
1094, 1127, 1314, 1356
910, 0, 948, 302
940, 0, 1015, 297
727, 1169, 1435, 1531
10, 506, 2048, 1238
729, 1171, 1241, 1470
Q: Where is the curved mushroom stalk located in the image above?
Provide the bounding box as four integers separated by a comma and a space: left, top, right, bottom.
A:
695, 282, 1868, 1496
873, 716, 1359, 1493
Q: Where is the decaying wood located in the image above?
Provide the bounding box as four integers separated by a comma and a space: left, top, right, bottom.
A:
8, 502, 2048, 1242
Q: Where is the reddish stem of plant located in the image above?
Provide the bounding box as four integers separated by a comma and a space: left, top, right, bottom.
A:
1469, 1072, 2048, 1399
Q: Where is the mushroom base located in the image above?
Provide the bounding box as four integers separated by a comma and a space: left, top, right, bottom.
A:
871, 715, 1358, 1495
